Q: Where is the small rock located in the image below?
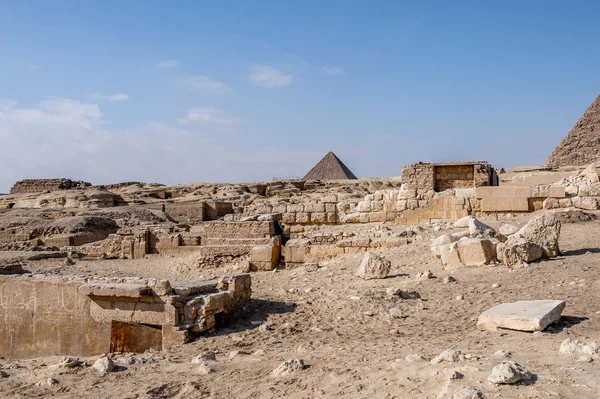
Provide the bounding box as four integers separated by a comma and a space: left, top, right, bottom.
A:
487, 361, 532, 384
0, 370, 8, 379
191, 351, 217, 364
269, 336, 282, 344
197, 364, 214, 375
35, 377, 58, 387
431, 349, 461, 364
491, 283, 500, 288
493, 350, 511, 358
92, 356, 115, 373
404, 354, 426, 362
389, 307, 405, 319
57, 357, 81, 368
453, 386, 485, 399
417, 270, 434, 280
62, 257, 75, 266
578, 355, 593, 363
443, 276, 457, 283
456, 295, 464, 301
272, 358, 305, 376
253, 349, 266, 356
448, 370, 464, 380
229, 350, 248, 358
356, 252, 391, 280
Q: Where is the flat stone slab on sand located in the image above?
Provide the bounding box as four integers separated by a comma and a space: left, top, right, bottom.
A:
477, 300, 566, 332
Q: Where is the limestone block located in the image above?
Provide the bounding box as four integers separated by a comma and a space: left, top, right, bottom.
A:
284, 245, 306, 264
288, 204, 304, 213
369, 212, 386, 223
325, 203, 336, 213
477, 300, 566, 332
517, 214, 561, 258
374, 192, 384, 201
430, 234, 459, 257
440, 243, 462, 268
397, 189, 417, 199
558, 198, 572, 208
345, 213, 360, 223
418, 200, 429, 208
281, 213, 296, 223
407, 200, 418, 210
572, 196, 598, 210
272, 204, 287, 214
326, 212, 337, 223
355, 252, 391, 280
371, 200, 384, 212
549, 186, 566, 198
579, 185, 591, 197
323, 194, 338, 203
499, 224, 519, 236
357, 201, 371, 212
497, 234, 543, 267
296, 213, 310, 224
456, 238, 496, 267
543, 197, 560, 209
310, 212, 327, 223
359, 213, 370, 223
565, 185, 579, 196
589, 183, 600, 196
396, 200, 407, 212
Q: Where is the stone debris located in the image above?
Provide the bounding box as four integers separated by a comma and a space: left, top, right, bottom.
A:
35, 377, 59, 387
431, 349, 462, 364
355, 252, 391, 280
404, 354, 427, 362
197, 364, 215, 375
443, 276, 457, 283
191, 351, 217, 364
487, 361, 532, 384
417, 270, 434, 280
454, 216, 471, 228
559, 338, 600, 357
477, 300, 565, 332
468, 217, 495, 238
498, 214, 561, 267
57, 357, 82, 368
386, 287, 421, 299
272, 358, 305, 376
498, 224, 519, 236
92, 356, 115, 373
0, 370, 9, 379
389, 307, 405, 318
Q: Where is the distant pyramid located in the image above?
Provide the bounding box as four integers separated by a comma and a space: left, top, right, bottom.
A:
545, 94, 600, 168
304, 152, 358, 180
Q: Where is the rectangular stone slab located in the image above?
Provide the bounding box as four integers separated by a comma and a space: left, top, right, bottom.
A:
477, 300, 566, 332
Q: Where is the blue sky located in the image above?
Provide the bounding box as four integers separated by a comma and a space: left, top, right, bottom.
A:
1, 0, 599, 192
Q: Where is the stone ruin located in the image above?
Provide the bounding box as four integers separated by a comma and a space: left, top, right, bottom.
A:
10, 178, 92, 194
0, 273, 251, 358
401, 161, 498, 192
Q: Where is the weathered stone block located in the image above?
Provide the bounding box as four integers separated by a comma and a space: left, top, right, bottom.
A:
477, 300, 565, 332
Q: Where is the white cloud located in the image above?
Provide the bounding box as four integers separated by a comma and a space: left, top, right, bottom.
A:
249, 65, 292, 88
184, 75, 233, 94
157, 59, 180, 68
90, 93, 130, 101
0, 96, 313, 191
0, 99, 18, 112
177, 107, 235, 126
322, 66, 345, 75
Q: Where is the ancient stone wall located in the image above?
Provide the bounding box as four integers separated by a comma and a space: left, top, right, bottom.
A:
10, 179, 92, 194
0, 274, 251, 358
401, 162, 498, 193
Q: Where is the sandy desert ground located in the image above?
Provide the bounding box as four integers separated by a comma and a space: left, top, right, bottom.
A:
1, 210, 600, 398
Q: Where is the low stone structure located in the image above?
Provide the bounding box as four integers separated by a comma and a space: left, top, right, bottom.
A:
0, 273, 251, 358
65, 220, 282, 270
401, 161, 498, 192
10, 179, 91, 194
